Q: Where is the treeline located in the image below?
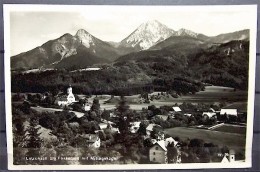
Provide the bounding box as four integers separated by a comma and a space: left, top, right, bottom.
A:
11, 66, 204, 96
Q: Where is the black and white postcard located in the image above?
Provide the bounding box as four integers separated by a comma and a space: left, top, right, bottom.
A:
4, 4, 257, 170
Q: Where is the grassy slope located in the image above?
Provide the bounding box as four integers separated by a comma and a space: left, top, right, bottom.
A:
164, 127, 246, 151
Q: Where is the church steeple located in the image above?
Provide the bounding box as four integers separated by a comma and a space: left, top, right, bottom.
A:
67, 85, 75, 104
67, 85, 73, 95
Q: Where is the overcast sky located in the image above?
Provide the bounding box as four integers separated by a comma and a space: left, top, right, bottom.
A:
6, 5, 256, 56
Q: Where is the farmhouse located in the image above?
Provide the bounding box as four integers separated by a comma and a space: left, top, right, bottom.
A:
220, 109, 238, 116
149, 140, 167, 163
221, 102, 247, 116
55, 86, 76, 106
149, 137, 181, 164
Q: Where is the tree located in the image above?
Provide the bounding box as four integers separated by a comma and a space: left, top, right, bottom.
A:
101, 109, 110, 121
89, 111, 99, 121
116, 96, 131, 135
55, 121, 74, 145
50, 87, 59, 96
91, 98, 101, 115
150, 126, 163, 140
44, 96, 54, 106
167, 142, 178, 163
199, 147, 210, 163
21, 101, 31, 114
143, 138, 153, 147
137, 122, 147, 136
13, 121, 26, 147
23, 118, 43, 165
24, 118, 42, 148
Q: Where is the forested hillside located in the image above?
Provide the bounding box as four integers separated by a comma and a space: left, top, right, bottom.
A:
11, 40, 249, 96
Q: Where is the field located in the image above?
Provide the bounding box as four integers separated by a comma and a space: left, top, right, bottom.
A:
31, 106, 85, 118
212, 124, 246, 135
13, 86, 247, 111
177, 86, 247, 103
164, 127, 246, 152
84, 86, 247, 110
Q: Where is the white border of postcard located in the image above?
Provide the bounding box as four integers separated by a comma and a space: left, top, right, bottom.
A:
4, 4, 257, 170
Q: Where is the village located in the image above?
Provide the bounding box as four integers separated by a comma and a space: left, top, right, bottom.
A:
11, 85, 247, 165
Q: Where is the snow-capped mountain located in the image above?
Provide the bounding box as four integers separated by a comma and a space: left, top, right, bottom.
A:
120, 20, 175, 50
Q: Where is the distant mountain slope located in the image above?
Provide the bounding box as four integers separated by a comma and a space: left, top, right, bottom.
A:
176, 28, 198, 37
150, 36, 206, 51
116, 40, 249, 90
188, 40, 249, 89
205, 29, 249, 43
11, 29, 119, 70
54, 45, 109, 70
11, 33, 78, 69
75, 29, 119, 61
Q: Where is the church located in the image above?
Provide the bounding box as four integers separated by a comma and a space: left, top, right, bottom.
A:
55, 86, 76, 106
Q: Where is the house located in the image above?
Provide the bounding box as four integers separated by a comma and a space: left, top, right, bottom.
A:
55, 86, 76, 106
172, 106, 182, 112
130, 122, 141, 133
149, 140, 168, 164
98, 123, 120, 134
222, 102, 247, 115
220, 109, 238, 116
168, 107, 182, 117
184, 113, 192, 117
202, 108, 216, 118
146, 124, 162, 136
80, 134, 101, 148
149, 138, 181, 164
221, 150, 235, 163
98, 123, 108, 130
165, 137, 178, 147
83, 103, 91, 111
156, 115, 169, 121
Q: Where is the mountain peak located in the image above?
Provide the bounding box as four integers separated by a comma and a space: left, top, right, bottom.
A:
144, 19, 161, 25
140, 20, 169, 30
121, 20, 175, 50
177, 28, 198, 38
76, 29, 89, 35
75, 29, 94, 48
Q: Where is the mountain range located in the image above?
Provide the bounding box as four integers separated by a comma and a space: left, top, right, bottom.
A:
11, 20, 249, 70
